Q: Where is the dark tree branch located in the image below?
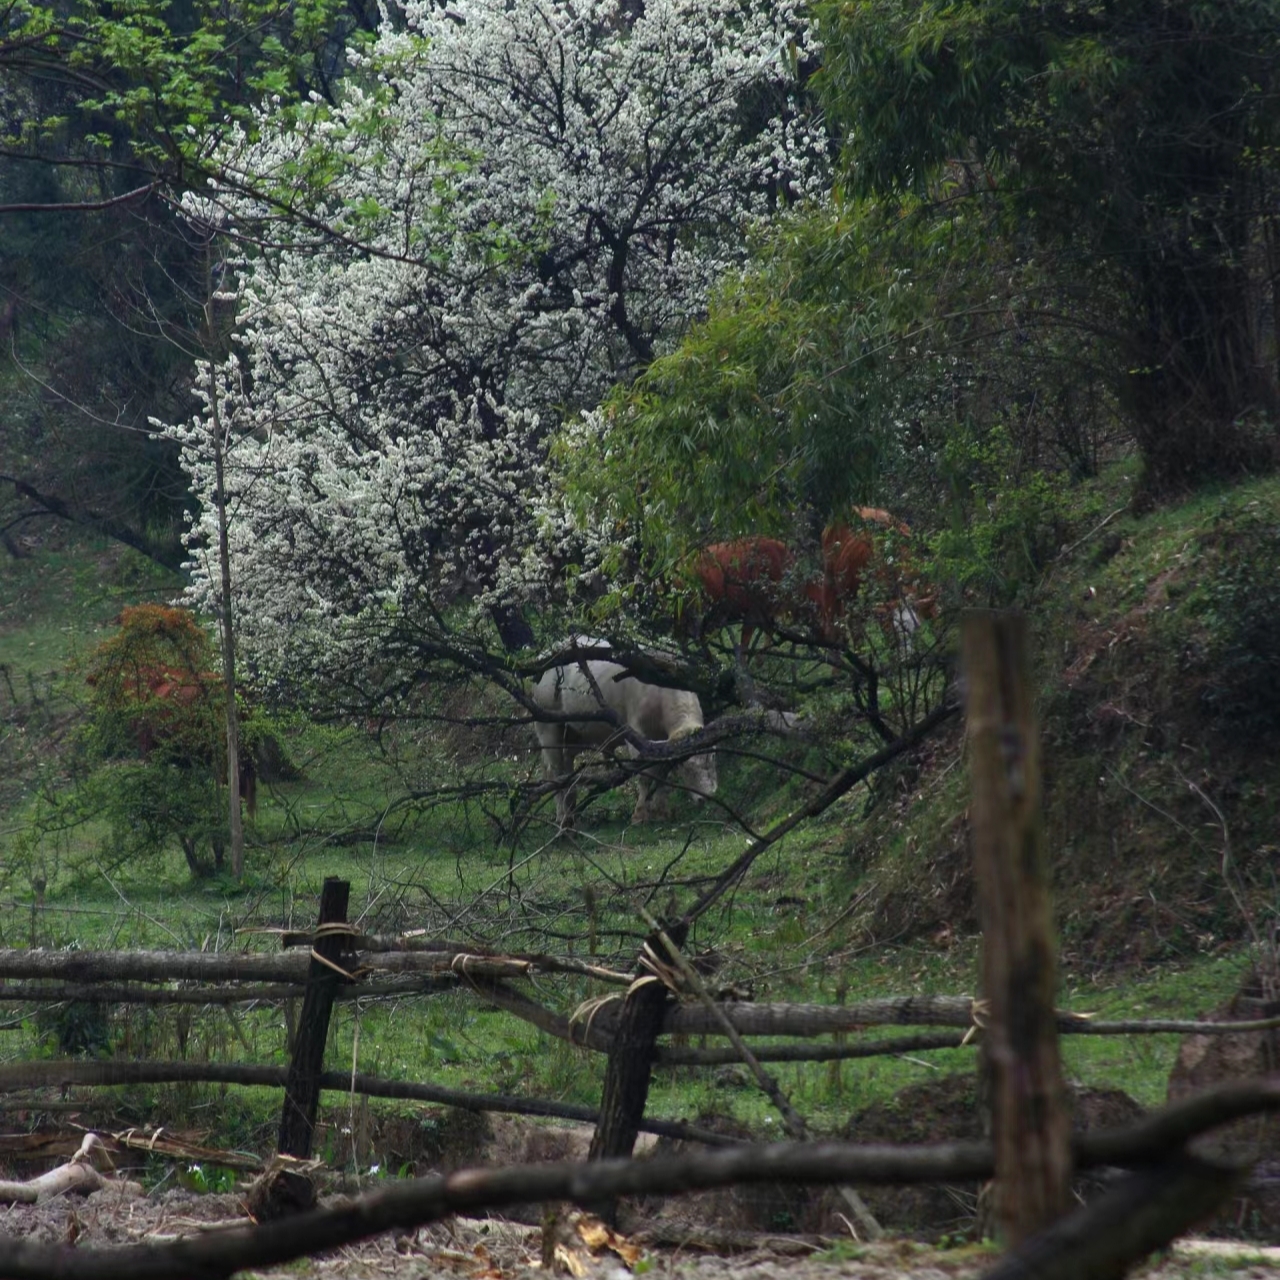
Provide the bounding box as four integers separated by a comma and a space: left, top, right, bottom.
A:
683, 696, 961, 926
0, 1074, 1274, 1280
982, 1156, 1242, 1280
0, 1058, 732, 1146
0, 474, 185, 570
0, 181, 158, 214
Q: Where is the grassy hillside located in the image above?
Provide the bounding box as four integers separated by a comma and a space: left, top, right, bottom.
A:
0, 477, 1273, 1169
845, 469, 1280, 972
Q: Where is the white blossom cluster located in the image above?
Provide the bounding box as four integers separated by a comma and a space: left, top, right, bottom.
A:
167, 0, 827, 694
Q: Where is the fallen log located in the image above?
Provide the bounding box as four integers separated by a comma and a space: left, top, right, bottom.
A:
655, 1032, 971, 1066
0, 951, 310, 983
0, 1134, 140, 1205
0, 978, 457, 1005
0, 1078, 1276, 1280
0, 954, 1274, 1042
467, 982, 989, 1047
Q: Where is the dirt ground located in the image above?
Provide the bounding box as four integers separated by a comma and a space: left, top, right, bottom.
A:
2, 1181, 1280, 1280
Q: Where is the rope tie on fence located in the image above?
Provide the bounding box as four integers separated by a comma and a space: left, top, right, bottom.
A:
307, 950, 356, 980
962, 997, 990, 1046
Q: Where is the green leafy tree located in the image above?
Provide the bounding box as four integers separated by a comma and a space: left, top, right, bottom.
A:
0, 0, 375, 564
560, 193, 1090, 600
564, 0, 1280, 626
817, 0, 1280, 490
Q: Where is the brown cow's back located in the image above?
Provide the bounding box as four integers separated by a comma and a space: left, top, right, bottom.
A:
692, 537, 806, 651
691, 508, 933, 653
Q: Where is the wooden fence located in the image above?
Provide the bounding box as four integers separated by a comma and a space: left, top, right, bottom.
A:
0, 612, 1277, 1280
0, 915, 1273, 1139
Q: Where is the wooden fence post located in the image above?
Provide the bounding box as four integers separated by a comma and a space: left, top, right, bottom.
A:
962, 611, 1071, 1245
586, 920, 687, 1222
278, 878, 351, 1159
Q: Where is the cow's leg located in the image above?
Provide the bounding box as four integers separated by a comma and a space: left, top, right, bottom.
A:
633, 763, 674, 823
534, 726, 577, 829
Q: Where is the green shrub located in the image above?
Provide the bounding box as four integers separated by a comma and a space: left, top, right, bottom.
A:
931, 425, 1074, 605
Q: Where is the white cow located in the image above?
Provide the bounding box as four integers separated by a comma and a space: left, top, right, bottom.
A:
531, 649, 718, 827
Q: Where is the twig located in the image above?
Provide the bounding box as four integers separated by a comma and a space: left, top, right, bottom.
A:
685, 698, 959, 926
1180, 770, 1273, 992
1059, 505, 1127, 559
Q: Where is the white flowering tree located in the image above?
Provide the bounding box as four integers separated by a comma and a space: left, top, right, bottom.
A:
165, 0, 826, 710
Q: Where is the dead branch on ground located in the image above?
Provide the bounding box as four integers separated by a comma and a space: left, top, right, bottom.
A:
0, 1134, 138, 1204
0, 1079, 1277, 1280
0, 1059, 732, 1146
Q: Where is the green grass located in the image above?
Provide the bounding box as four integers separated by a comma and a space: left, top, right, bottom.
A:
0, 823, 1259, 1157
0, 536, 179, 673
0, 501, 1272, 1169
0, 726, 1260, 1150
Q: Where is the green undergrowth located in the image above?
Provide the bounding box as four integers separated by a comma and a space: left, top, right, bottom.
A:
0, 475, 1277, 1165
0, 824, 1253, 1157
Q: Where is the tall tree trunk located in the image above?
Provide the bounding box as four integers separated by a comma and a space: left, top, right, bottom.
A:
207, 373, 245, 879
201, 240, 245, 880
1126, 227, 1279, 490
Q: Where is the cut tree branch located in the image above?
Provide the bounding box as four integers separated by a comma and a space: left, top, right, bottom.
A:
0, 1077, 1276, 1280
0, 1059, 732, 1146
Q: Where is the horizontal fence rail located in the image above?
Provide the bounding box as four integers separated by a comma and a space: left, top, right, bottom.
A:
0, 951, 1272, 1050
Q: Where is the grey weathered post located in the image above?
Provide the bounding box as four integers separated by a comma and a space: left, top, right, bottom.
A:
962, 611, 1071, 1244
278, 877, 351, 1158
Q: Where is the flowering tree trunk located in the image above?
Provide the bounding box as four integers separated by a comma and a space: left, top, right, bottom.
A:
201, 241, 245, 880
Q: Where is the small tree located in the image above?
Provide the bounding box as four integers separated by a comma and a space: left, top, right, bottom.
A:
84, 604, 244, 877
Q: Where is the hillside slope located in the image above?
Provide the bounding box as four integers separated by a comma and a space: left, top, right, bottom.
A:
853, 473, 1280, 974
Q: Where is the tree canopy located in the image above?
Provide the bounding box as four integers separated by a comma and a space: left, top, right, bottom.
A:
165, 0, 827, 703
0, 0, 374, 565
568, 0, 1280, 598
818, 0, 1280, 489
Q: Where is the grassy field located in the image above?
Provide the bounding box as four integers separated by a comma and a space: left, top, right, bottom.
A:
0, 521, 1266, 1177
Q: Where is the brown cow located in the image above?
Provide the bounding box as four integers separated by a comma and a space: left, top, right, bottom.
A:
817, 507, 937, 644
690, 508, 933, 655
689, 537, 814, 654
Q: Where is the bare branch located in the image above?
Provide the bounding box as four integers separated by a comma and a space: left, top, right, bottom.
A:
0, 182, 158, 215
0, 1058, 731, 1146
684, 697, 961, 925
0, 1078, 1276, 1280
